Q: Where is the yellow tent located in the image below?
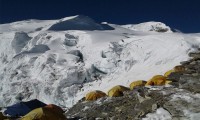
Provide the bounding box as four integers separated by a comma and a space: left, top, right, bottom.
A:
108, 85, 130, 97
129, 80, 147, 90
164, 69, 175, 77
151, 75, 165, 79
174, 65, 185, 72
165, 80, 172, 84
164, 65, 185, 77
146, 75, 167, 86
20, 107, 66, 120
85, 90, 107, 101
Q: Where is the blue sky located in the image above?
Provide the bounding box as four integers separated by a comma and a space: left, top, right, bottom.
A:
0, 0, 200, 33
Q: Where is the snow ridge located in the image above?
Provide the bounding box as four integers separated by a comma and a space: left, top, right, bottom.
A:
121, 21, 172, 33
48, 15, 114, 31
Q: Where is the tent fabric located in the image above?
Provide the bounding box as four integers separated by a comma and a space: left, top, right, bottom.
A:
108, 85, 130, 97
146, 75, 167, 86
164, 65, 185, 77
4, 102, 31, 117
129, 80, 147, 90
151, 75, 165, 80
21, 107, 66, 120
44, 104, 64, 114
4, 99, 46, 117
85, 90, 107, 101
165, 80, 172, 84
174, 65, 185, 72
164, 69, 175, 77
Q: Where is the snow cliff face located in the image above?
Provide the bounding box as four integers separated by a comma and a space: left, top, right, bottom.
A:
0, 15, 200, 108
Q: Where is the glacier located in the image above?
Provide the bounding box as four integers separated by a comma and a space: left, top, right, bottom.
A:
0, 15, 200, 110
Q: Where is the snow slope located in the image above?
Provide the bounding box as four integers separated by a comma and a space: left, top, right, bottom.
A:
121, 22, 172, 33
48, 15, 114, 31
0, 15, 200, 110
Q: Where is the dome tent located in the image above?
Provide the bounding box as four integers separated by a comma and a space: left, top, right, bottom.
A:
129, 80, 147, 90
4, 99, 46, 117
164, 69, 175, 77
85, 90, 107, 101
174, 65, 185, 72
108, 85, 130, 97
164, 65, 185, 77
21, 107, 66, 120
44, 104, 64, 114
145, 75, 167, 86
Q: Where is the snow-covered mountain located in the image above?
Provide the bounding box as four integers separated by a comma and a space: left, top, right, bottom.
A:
0, 15, 200, 109
121, 22, 172, 33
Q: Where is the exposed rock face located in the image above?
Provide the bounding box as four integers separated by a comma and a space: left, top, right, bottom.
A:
163, 90, 200, 120
67, 87, 164, 120
66, 50, 200, 120
179, 75, 200, 93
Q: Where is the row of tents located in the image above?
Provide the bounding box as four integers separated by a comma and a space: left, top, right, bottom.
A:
85, 65, 185, 101
0, 65, 185, 119
0, 99, 66, 120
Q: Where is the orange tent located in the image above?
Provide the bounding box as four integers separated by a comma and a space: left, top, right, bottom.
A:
44, 104, 64, 114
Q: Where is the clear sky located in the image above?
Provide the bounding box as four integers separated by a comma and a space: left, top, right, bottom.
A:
0, 0, 200, 33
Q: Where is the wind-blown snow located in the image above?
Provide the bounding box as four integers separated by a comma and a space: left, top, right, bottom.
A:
0, 15, 200, 110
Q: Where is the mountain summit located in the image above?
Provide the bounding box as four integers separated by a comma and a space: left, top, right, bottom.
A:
48, 15, 114, 31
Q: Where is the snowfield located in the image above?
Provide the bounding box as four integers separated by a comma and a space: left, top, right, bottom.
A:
121, 22, 172, 33
0, 15, 200, 111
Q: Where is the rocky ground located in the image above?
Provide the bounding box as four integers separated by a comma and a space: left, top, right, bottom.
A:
66, 49, 200, 120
